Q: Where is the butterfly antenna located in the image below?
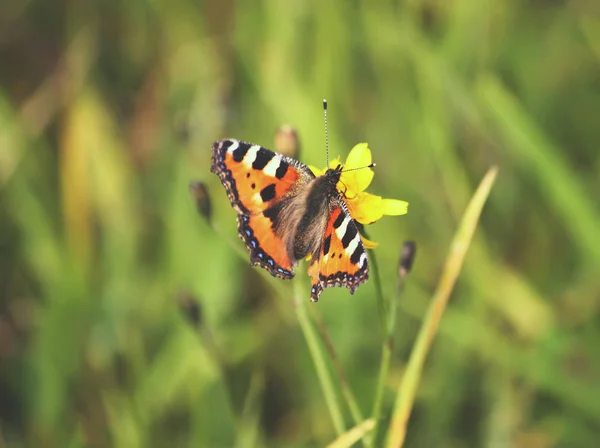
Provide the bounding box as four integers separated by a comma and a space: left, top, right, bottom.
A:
342, 162, 376, 173
322, 99, 375, 173
323, 99, 329, 167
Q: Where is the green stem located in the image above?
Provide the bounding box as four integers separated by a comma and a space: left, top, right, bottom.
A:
368, 247, 387, 332
311, 307, 364, 428
369, 340, 391, 447
370, 274, 405, 446
361, 231, 390, 448
293, 277, 346, 436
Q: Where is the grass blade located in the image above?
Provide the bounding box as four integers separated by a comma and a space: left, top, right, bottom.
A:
386, 166, 499, 447
326, 418, 375, 448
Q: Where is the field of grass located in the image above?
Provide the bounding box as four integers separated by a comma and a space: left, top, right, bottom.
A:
1, 1, 600, 447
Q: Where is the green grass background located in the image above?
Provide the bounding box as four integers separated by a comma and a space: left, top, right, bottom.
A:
1, 0, 599, 446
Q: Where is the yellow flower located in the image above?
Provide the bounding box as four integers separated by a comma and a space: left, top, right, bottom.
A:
310, 143, 409, 248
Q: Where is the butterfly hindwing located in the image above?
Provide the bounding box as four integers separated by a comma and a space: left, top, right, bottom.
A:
308, 203, 369, 301
237, 209, 295, 279
211, 139, 311, 215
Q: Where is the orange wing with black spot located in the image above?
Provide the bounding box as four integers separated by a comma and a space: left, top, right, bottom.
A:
211, 139, 314, 278
308, 203, 369, 301
211, 139, 311, 214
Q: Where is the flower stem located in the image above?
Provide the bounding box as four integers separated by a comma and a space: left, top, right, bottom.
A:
360, 232, 388, 448
370, 271, 405, 446
293, 277, 346, 436
366, 239, 387, 333
311, 307, 365, 428
386, 167, 498, 447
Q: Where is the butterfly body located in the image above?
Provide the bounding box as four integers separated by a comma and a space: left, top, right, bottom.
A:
211, 139, 368, 301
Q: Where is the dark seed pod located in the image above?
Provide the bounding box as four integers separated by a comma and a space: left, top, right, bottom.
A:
178, 290, 202, 328
398, 240, 417, 279
189, 181, 212, 221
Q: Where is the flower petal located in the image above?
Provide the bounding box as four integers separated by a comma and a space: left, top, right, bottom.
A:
345, 143, 372, 169
347, 192, 384, 224
361, 234, 379, 249
340, 143, 374, 194
381, 199, 409, 216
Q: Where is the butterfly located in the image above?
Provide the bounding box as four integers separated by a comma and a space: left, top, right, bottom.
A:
211, 139, 368, 302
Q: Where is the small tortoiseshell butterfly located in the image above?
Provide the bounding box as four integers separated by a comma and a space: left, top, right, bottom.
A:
211, 130, 369, 302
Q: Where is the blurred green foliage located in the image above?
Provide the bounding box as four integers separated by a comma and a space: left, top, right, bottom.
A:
1, 0, 600, 447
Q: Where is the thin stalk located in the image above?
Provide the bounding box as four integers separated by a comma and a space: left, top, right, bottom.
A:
368, 247, 388, 332
293, 277, 346, 436
362, 231, 391, 448
311, 307, 365, 428
370, 274, 405, 445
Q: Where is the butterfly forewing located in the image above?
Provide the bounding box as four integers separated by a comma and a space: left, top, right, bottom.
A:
211, 139, 311, 215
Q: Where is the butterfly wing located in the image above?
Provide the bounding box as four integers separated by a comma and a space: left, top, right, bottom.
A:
211, 139, 314, 278
308, 202, 369, 301
236, 209, 296, 278
211, 139, 311, 214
